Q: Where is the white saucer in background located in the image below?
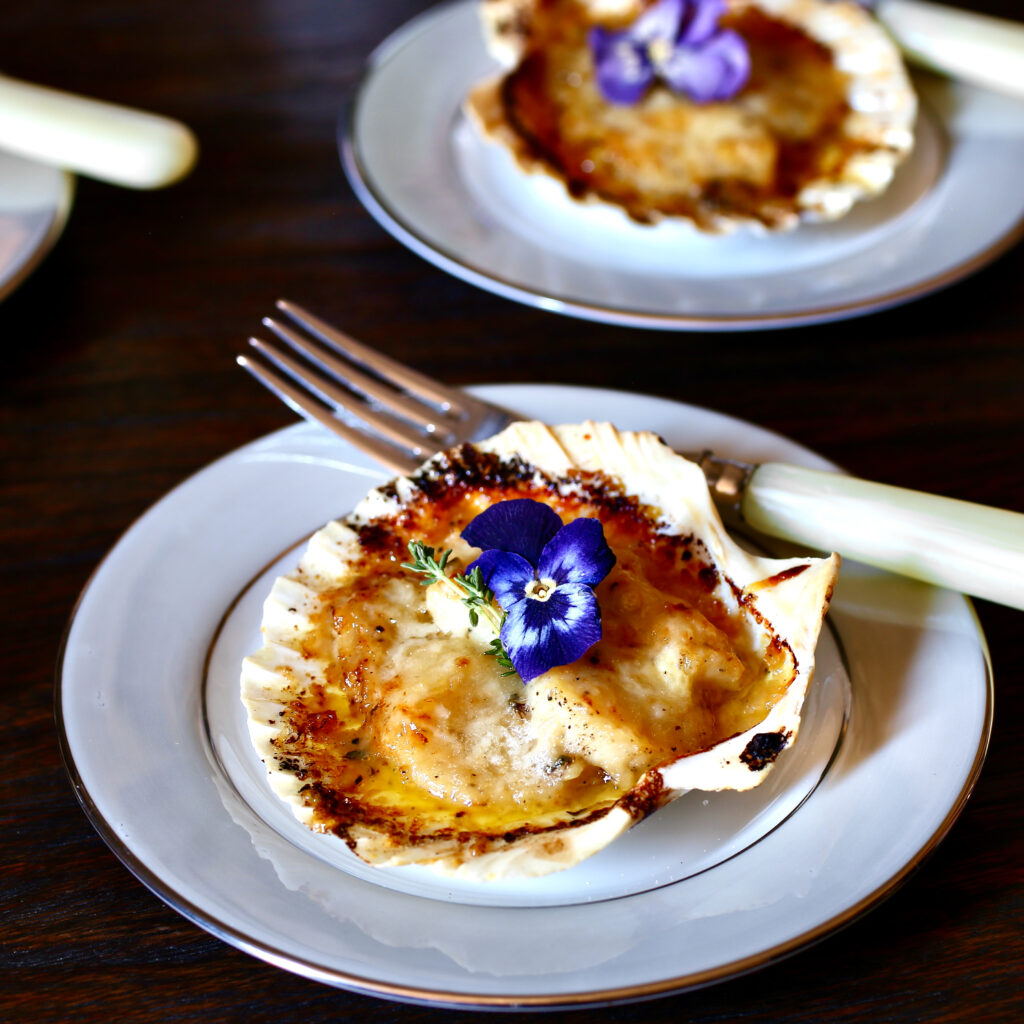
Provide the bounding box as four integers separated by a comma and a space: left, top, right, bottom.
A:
341, 0, 1024, 330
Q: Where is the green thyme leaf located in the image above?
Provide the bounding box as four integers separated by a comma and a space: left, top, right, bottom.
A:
485, 636, 518, 677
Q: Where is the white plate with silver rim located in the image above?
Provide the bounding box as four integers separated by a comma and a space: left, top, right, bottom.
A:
58, 384, 991, 1008
340, 0, 1024, 331
0, 149, 72, 302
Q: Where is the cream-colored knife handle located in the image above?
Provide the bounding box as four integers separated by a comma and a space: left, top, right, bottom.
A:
742, 462, 1024, 610
0, 75, 197, 188
875, 0, 1024, 101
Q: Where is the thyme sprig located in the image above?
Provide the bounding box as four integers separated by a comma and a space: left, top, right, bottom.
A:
485, 636, 518, 677
402, 540, 516, 674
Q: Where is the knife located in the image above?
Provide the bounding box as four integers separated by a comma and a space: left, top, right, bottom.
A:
696, 452, 1024, 610
871, 0, 1024, 100
0, 74, 197, 189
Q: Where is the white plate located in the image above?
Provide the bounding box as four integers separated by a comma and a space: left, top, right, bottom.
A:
209, 550, 847, 910
58, 385, 992, 1008
340, 0, 1024, 331
0, 149, 73, 302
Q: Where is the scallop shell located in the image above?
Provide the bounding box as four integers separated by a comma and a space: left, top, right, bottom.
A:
467, 0, 917, 232
241, 422, 839, 879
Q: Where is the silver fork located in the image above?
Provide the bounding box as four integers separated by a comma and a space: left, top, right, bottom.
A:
238, 299, 510, 475
238, 300, 1024, 611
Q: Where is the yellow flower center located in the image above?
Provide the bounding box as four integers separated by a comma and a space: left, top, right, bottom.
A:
647, 37, 673, 68
525, 578, 557, 602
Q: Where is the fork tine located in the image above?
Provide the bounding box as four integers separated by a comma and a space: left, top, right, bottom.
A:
247, 337, 444, 457
262, 316, 450, 432
237, 352, 421, 476
276, 299, 482, 417
240, 303, 513, 476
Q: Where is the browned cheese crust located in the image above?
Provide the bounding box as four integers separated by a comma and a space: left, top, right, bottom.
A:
268, 445, 794, 857
470, 0, 916, 230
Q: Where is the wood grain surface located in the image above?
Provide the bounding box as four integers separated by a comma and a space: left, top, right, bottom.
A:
2, 2, 1022, 1021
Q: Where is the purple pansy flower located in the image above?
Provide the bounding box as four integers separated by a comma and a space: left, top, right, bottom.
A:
589, 0, 750, 105
462, 499, 616, 683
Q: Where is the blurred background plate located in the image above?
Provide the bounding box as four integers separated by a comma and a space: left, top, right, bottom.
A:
0, 149, 73, 303
340, 0, 1024, 331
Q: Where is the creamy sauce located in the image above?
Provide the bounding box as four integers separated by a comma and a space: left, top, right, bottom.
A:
268, 458, 794, 852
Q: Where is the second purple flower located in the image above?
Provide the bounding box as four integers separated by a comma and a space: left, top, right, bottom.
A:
589, 0, 751, 106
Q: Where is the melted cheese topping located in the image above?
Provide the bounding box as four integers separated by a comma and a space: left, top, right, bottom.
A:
470, 0, 917, 231
267, 466, 793, 853
495, 1, 856, 228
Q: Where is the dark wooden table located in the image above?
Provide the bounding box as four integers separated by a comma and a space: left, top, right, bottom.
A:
3, 1, 1022, 1021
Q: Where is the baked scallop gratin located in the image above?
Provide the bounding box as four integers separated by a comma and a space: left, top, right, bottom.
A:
241, 422, 839, 880
467, 0, 917, 231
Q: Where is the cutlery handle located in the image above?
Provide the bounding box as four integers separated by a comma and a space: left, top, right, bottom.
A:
875, 0, 1024, 100
0, 75, 197, 189
742, 462, 1024, 609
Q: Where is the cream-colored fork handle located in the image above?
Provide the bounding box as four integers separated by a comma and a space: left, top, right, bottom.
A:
0, 75, 197, 188
876, 0, 1024, 100
743, 463, 1024, 609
